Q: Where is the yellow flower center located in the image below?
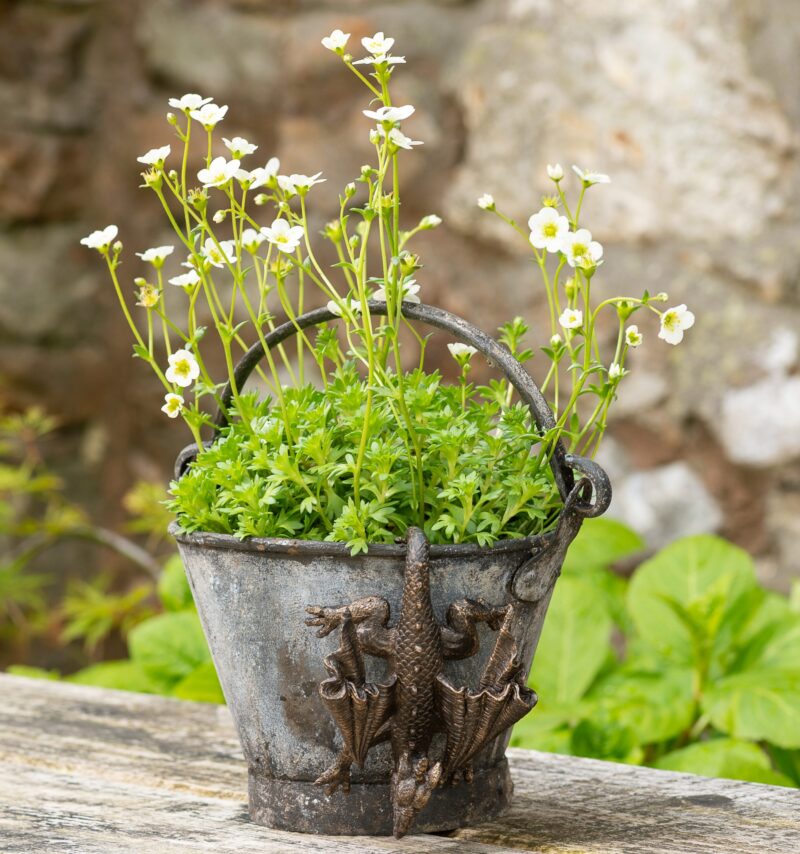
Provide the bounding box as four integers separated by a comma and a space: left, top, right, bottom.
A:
174, 360, 192, 378
572, 242, 588, 258
543, 223, 558, 238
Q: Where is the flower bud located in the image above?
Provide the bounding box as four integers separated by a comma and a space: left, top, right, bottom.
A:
400, 252, 421, 277
166, 112, 178, 126
254, 193, 269, 206
188, 188, 208, 212
547, 163, 564, 181
564, 277, 577, 299
213, 210, 227, 224
324, 219, 343, 242
655, 292, 669, 302
345, 182, 356, 198
419, 214, 442, 230
168, 169, 178, 182
550, 333, 562, 347
112, 240, 123, 254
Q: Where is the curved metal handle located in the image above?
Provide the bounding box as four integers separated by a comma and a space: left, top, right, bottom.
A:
211, 301, 581, 499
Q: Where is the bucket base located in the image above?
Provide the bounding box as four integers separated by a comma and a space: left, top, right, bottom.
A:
248, 759, 513, 835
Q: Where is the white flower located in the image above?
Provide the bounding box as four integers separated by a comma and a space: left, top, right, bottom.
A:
238, 158, 279, 189
625, 325, 643, 348
189, 103, 228, 128
373, 279, 421, 304
240, 228, 266, 253
559, 308, 583, 330
137, 145, 171, 166
80, 225, 118, 251
136, 283, 159, 308
477, 193, 495, 210
197, 156, 240, 188
135, 245, 174, 267
168, 94, 212, 112
165, 349, 200, 388
362, 31, 394, 55
223, 136, 258, 157
201, 238, 237, 268
448, 342, 478, 360
321, 29, 350, 52
352, 54, 406, 66
161, 393, 185, 418
659, 304, 695, 345
327, 297, 362, 317
384, 127, 422, 150
260, 219, 305, 253
277, 172, 325, 195
169, 270, 201, 288
547, 163, 564, 181
572, 165, 611, 186
420, 214, 441, 229
608, 362, 626, 379
560, 228, 604, 268
363, 105, 415, 123
528, 207, 569, 253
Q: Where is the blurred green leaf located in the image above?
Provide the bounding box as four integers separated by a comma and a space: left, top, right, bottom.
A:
655, 738, 794, 787
627, 536, 757, 667
702, 669, 800, 749
157, 555, 194, 612
67, 660, 167, 694
128, 611, 210, 685
586, 666, 695, 745
563, 517, 644, 574
172, 659, 224, 704
6, 665, 60, 680
530, 575, 613, 703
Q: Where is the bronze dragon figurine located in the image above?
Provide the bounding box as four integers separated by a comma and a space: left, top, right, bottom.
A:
305, 526, 538, 837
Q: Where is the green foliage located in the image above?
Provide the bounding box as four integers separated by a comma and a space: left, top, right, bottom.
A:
512, 522, 800, 788
169, 367, 560, 553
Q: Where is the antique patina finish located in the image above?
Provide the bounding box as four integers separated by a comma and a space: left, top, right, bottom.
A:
172, 302, 611, 835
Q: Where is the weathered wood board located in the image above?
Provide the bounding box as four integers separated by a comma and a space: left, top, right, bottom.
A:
0, 674, 798, 853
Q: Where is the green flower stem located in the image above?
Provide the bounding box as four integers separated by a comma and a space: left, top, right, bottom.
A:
156, 268, 171, 357
105, 257, 169, 391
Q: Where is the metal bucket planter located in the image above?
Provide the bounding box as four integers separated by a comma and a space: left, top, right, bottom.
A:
172, 302, 611, 837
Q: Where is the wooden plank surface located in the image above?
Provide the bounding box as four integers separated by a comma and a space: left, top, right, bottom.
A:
0, 674, 798, 853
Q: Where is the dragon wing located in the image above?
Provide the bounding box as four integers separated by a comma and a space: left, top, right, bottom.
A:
318, 611, 396, 766
435, 606, 537, 777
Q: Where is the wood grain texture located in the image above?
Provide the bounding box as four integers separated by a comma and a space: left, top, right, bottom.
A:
0, 674, 798, 853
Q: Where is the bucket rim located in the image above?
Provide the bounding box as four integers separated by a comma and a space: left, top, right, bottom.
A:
169, 521, 546, 559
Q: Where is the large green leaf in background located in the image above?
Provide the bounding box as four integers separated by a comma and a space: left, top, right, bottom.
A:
128, 611, 211, 685
626, 535, 757, 667
172, 659, 225, 704
67, 660, 167, 694
529, 574, 613, 704
585, 665, 695, 745
562, 517, 644, 574
655, 738, 794, 787
157, 554, 194, 612
702, 669, 800, 749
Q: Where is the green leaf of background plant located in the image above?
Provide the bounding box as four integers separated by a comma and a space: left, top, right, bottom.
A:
654, 738, 795, 787
6, 665, 59, 681
172, 659, 225, 704
586, 666, 695, 745
626, 536, 756, 666
563, 518, 644, 573
157, 555, 194, 612
128, 611, 210, 685
529, 575, 613, 704
701, 669, 800, 749
67, 660, 167, 694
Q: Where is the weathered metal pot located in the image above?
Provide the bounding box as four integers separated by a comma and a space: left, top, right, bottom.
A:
171, 302, 611, 836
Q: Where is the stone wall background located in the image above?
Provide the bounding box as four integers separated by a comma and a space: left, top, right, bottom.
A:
2, 0, 799, 588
